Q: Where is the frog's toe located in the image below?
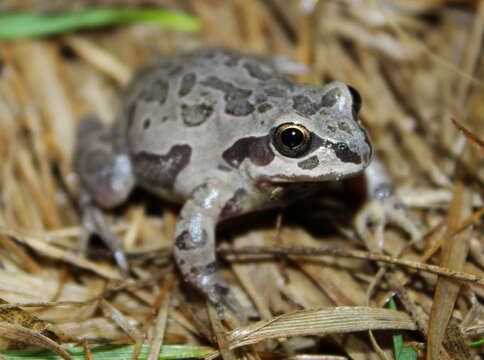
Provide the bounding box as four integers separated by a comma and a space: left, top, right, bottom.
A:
355, 195, 423, 250
383, 196, 423, 242
113, 250, 130, 276
354, 199, 385, 249
80, 202, 129, 276
200, 274, 242, 320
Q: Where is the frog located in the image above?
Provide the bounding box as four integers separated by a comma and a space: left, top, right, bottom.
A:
75, 48, 414, 315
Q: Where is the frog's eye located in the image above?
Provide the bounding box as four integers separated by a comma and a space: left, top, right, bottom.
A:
347, 86, 361, 117
273, 123, 311, 158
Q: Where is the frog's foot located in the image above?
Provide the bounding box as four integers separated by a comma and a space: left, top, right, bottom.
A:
75, 114, 135, 276
358, 157, 424, 250
79, 197, 129, 275
198, 272, 242, 320
355, 193, 423, 250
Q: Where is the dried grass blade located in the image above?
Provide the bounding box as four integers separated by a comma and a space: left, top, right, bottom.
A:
11, 41, 75, 169
147, 292, 171, 360
0, 299, 74, 343
0, 227, 121, 279
442, 325, 472, 360
99, 299, 141, 344
82, 338, 92, 360
227, 307, 416, 349
207, 304, 236, 360
454, 0, 484, 107
0, 235, 41, 273
220, 246, 484, 287
62, 35, 132, 86
452, 119, 484, 154
14, 149, 61, 228
0, 322, 71, 360
427, 181, 472, 359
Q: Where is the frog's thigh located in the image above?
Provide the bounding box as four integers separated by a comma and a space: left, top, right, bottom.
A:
76, 115, 135, 208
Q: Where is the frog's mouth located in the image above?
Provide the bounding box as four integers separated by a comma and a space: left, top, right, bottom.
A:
256, 171, 362, 185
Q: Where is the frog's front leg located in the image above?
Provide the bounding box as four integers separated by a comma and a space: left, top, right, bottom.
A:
355, 156, 423, 250
173, 180, 241, 316
75, 115, 135, 273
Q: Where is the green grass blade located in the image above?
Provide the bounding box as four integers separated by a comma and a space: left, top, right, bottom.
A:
0, 9, 200, 40
389, 298, 403, 358
389, 298, 417, 360
397, 346, 417, 360
0, 344, 212, 360
469, 338, 484, 347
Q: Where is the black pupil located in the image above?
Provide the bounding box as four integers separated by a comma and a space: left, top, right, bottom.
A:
281, 128, 303, 148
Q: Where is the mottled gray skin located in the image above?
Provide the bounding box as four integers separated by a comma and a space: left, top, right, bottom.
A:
75, 49, 372, 313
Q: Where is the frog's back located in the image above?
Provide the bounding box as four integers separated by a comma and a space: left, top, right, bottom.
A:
118, 49, 294, 199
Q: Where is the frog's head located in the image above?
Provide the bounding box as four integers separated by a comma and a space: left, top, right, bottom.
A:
245, 82, 372, 183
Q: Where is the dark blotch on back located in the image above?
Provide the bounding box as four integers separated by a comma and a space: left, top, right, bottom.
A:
181, 103, 214, 126
264, 87, 286, 97
224, 54, 240, 67
201, 76, 255, 116
321, 88, 341, 107
222, 136, 274, 168
243, 62, 273, 81
254, 94, 268, 104
133, 144, 191, 189
297, 155, 319, 170
175, 229, 208, 250
179, 73, 197, 97
140, 79, 169, 105
293, 95, 319, 116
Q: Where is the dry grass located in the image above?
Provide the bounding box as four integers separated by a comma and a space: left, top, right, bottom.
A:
0, 0, 483, 359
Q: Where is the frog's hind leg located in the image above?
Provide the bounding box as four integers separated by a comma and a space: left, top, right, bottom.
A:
75, 115, 135, 273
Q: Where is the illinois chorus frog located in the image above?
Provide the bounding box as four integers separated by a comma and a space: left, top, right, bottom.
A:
75, 49, 406, 314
